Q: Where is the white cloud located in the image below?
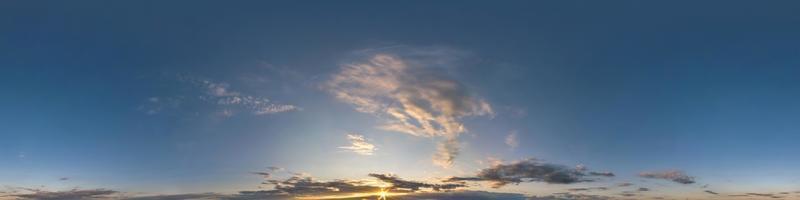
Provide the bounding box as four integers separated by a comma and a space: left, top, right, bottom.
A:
137, 96, 180, 115
326, 48, 492, 168
339, 134, 377, 156
505, 131, 519, 149
141, 76, 299, 116
197, 79, 298, 115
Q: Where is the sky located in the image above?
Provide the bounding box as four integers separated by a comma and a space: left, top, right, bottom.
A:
2, 1, 800, 200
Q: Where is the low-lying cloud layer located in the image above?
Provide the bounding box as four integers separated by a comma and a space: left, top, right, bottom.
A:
638, 170, 695, 184
446, 159, 614, 188
368, 173, 465, 192
326, 48, 492, 168
5, 188, 118, 200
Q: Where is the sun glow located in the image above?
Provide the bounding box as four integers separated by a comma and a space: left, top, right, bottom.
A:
377, 188, 389, 200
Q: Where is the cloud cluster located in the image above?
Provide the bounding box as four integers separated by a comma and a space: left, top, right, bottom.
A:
446, 159, 614, 188
123, 190, 526, 200
339, 134, 377, 155
368, 173, 465, 192
198, 79, 299, 115
326, 50, 492, 168
141, 76, 298, 117
638, 170, 695, 184
391, 191, 526, 200
263, 176, 379, 197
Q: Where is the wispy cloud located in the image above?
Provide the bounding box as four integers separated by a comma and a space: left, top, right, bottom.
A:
505, 131, 519, 149
339, 133, 377, 156
638, 170, 695, 184
137, 96, 180, 115
326, 46, 493, 168
140, 76, 299, 117
196, 78, 299, 115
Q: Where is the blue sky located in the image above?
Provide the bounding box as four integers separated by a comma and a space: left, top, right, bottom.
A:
2, 1, 800, 199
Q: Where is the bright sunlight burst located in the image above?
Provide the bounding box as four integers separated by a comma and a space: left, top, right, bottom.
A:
377, 188, 388, 200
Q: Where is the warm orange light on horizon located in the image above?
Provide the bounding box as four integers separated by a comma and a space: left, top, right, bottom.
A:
377, 188, 389, 200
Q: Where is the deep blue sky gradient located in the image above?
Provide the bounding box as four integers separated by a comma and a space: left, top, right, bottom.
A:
2, 0, 800, 196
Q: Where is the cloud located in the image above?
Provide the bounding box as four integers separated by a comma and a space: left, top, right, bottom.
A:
141, 76, 299, 116
339, 134, 377, 156
588, 172, 614, 177
433, 138, 461, 168
251, 166, 284, 179
123, 193, 228, 200
8, 188, 118, 200
368, 173, 465, 192
638, 170, 695, 184
326, 48, 492, 168
126, 191, 524, 200
705, 190, 719, 195
506, 131, 519, 149
250, 172, 467, 199
445, 159, 614, 187
123, 192, 292, 200
390, 191, 526, 200
567, 187, 608, 192
528, 193, 617, 200
252, 172, 271, 178
616, 183, 633, 187
727, 193, 785, 198
137, 96, 180, 115
262, 175, 381, 197
197, 79, 299, 115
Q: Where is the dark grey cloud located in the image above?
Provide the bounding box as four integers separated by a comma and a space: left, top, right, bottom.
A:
123, 191, 292, 200
262, 175, 380, 196
636, 187, 649, 192
446, 159, 614, 187
124, 193, 227, 200
251, 172, 271, 178
120, 169, 467, 200
8, 188, 118, 200
567, 187, 608, 192
704, 190, 719, 195
739, 193, 783, 198
391, 191, 527, 200
588, 172, 614, 177
618, 192, 636, 197
126, 190, 525, 200
638, 170, 695, 184
528, 193, 617, 200
368, 173, 465, 191
616, 183, 633, 187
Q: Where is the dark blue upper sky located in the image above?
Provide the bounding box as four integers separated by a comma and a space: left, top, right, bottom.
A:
2, 1, 800, 199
